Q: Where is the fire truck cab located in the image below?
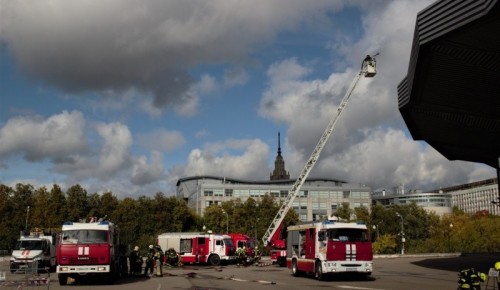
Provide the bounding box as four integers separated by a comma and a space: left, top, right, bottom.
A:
228, 233, 256, 257
157, 232, 236, 266
56, 219, 124, 285
286, 220, 373, 280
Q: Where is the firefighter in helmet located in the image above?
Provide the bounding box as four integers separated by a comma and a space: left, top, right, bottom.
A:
166, 248, 179, 267
144, 245, 155, 277
129, 246, 142, 276
236, 245, 246, 267
154, 245, 164, 277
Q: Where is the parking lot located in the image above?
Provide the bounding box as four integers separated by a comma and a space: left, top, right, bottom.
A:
1, 253, 499, 290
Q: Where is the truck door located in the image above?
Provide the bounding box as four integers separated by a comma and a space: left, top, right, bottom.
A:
195, 237, 207, 262
305, 228, 316, 259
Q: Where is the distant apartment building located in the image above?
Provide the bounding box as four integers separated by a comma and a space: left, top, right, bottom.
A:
176, 133, 371, 221
372, 178, 499, 216
430, 178, 499, 216
371, 186, 453, 216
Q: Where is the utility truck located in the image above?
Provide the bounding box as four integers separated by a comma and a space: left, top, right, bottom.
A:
10, 228, 56, 273
261, 54, 378, 267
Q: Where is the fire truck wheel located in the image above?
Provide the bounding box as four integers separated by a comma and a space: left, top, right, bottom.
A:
291, 259, 300, 277
209, 254, 221, 266
58, 274, 68, 285
315, 262, 323, 281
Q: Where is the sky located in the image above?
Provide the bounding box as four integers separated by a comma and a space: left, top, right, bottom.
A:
0, 0, 496, 198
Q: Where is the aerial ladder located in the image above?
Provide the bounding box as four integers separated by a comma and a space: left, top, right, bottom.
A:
262, 54, 378, 265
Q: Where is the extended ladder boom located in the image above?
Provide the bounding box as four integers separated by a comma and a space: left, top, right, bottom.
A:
262, 55, 377, 246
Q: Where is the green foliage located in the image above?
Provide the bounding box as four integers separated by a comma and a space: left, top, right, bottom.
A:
1, 182, 499, 256
372, 234, 397, 254
335, 202, 353, 221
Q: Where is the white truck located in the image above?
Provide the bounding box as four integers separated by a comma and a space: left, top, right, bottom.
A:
10, 229, 56, 273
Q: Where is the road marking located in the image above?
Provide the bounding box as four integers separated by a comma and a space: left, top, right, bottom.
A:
337, 286, 387, 290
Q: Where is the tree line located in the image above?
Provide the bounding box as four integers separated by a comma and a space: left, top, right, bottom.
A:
1, 183, 498, 254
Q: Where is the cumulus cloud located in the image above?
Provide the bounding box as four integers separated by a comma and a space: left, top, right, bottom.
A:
0, 0, 343, 116
258, 0, 494, 191
131, 150, 165, 185
180, 139, 270, 180
0, 110, 87, 161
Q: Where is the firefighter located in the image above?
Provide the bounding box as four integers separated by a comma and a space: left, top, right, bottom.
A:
144, 245, 155, 277
129, 246, 142, 276
457, 268, 486, 290
236, 246, 246, 267
166, 248, 179, 267
154, 245, 164, 277
254, 246, 261, 265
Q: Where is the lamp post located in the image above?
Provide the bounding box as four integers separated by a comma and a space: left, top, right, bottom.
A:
222, 210, 229, 234
448, 223, 453, 252
372, 224, 379, 241
25, 206, 30, 231
396, 212, 405, 255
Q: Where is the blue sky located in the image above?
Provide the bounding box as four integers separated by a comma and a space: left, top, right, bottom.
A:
0, 0, 496, 198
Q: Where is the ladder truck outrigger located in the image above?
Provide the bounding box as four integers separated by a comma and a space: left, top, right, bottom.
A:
261, 54, 377, 267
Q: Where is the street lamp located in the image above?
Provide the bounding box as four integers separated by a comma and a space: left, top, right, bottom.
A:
372, 225, 379, 241
25, 206, 30, 231
448, 223, 453, 252
222, 210, 229, 234
396, 212, 405, 255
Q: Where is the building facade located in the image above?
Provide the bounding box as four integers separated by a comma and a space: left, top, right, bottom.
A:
431, 178, 499, 216
372, 178, 499, 216
176, 133, 371, 221
176, 175, 371, 221
371, 187, 453, 216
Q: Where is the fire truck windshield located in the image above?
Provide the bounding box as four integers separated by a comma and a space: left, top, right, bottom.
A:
327, 228, 368, 242
16, 240, 44, 250
61, 230, 108, 244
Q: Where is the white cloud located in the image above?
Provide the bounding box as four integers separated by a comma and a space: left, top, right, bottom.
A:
257, 0, 495, 191
0, 0, 343, 115
0, 110, 87, 161
130, 150, 165, 185
95, 122, 132, 175
181, 139, 270, 180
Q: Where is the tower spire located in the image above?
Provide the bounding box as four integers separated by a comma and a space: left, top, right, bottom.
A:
278, 132, 282, 155
270, 132, 289, 180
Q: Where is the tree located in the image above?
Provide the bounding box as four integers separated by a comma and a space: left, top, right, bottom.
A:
0, 184, 15, 250
46, 184, 66, 228
354, 206, 370, 223
31, 186, 50, 229
335, 202, 352, 221
65, 184, 89, 222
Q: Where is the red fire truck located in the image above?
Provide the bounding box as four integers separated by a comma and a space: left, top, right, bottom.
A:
261, 54, 378, 267
56, 219, 124, 285
157, 232, 236, 266
286, 220, 373, 280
